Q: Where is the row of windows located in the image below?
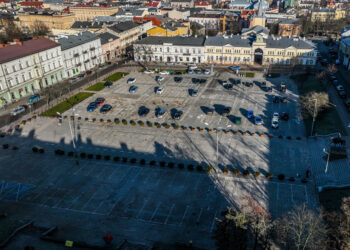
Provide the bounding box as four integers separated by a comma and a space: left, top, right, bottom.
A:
207, 56, 251, 62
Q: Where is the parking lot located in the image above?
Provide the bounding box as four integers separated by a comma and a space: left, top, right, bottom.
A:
71, 71, 305, 136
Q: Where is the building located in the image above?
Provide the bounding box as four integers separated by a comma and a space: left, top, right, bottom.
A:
70, 6, 119, 21
56, 31, 104, 78
194, 1, 212, 9
133, 36, 206, 63
17, 11, 75, 30
98, 32, 120, 61
112, 8, 148, 19
278, 19, 302, 37
189, 13, 226, 33
133, 34, 317, 66
311, 8, 346, 22
170, 0, 194, 8
249, 0, 266, 28
168, 8, 191, 20
0, 38, 64, 107
242, 25, 269, 39
146, 21, 190, 37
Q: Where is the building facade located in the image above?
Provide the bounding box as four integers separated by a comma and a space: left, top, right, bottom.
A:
98, 32, 120, 61
311, 8, 346, 22
146, 22, 190, 37
278, 20, 302, 37
17, 12, 75, 30
339, 37, 350, 70
0, 38, 64, 107
133, 36, 205, 63
189, 13, 226, 33
56, 31, 104, 78
70, 6, 119, 21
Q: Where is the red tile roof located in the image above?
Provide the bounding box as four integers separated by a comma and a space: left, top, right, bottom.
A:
20, 1, 43, 6
0, 38, 60, 64
195, 1, 211, 6
133, 16, 162, 26
145, 2, 159, 7
0, 0, 9, 3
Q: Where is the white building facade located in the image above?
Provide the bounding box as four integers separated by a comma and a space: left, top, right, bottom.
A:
0, 38, 65, 107
56, 31, 104, 78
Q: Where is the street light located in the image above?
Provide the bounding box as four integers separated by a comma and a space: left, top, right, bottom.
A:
323, 148, 330, 174
310, 98, 317, 136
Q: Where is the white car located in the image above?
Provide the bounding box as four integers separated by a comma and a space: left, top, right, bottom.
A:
127, 78, 136, 84
144, 70, 154, 74
159, 71, 169, 75
336, 85, 344, 91
204, 69, 211, 75
166, 62, 174, 66
255, 115, 263, 125
156, 87, 164, 94
188, 65, 197, 70
11, 106, 26, 116
156, 76, 164, 82
273, 112, 279, 120
272, 117, 279, 129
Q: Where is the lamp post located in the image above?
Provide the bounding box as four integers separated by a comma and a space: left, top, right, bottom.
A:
310, 98, 317, 136
323, 148, 330, 174
215, 116, 223, 171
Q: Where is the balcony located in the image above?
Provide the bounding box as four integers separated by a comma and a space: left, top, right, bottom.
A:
74, 53, 79, 57
92, 56, 97, 59
90, 47, 95, 51
83, 50, 88, 54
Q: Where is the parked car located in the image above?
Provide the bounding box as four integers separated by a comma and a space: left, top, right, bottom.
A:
68, 78, 77, 83
173, 110, 183, 120
100, 104, 112, 114
199, 79, 207, 84
174, 71, 183, 75
271, 117, 279, 129
192, 78, 199, 83
144, 70, 154, 74
222, 107, 231, 116
156, 87, 164, 94
87, 102, 98, 112
245, 82, 253, 87
280, 83, 286, 92
194, 69, 202, 75
206, 108, 214, 115
155, 109, 166, 118
273, 112, 279, 120
27, 94, 40, 102
78, 73, 85, 78
129, 85, 138, 93
261, 81, 267, 89
333, 80, 339, 86
204, 69, 211, 75
247, 110, 254, 119
281, 112, 289, 121
336, 85, 344, 91
339, 91, 347, 99
85, 70, 92, 76
188, 69, 195, 74
104, 81, 113, 87
95, 97, 105, 106
255, 115, 263, 125
10, 106, 26, 116
166, 62, 174, 66
281, 96, 288, 103
156, 76, 164, 82
190, 89, 198, 96
138, 106, 150, 117
159, 71, 170, 75
273, 96, 280, 103
223, 83, 233, 89
127, 78, 136, 84
174, 77, 183, 83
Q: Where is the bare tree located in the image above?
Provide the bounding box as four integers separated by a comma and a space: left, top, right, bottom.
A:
275, 204, 327, 250
0, 19, 26, 42
31, 20, 50, 36
300, 92, 330, 118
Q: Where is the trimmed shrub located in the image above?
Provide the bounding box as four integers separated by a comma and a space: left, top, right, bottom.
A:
122, 157, 128, 163
174, 125, 179, 130
12, 146, 18, 150
32, 146, 38, 152
92, 118, 96, 123
296, 136, 302, 140
232, 169, 240, 176
140, 159, 146, 165
289, 177, 295, 182
39, 148, 44, 154
260, 133, 265, 137
80, 152, 86, 158
139, 121, 145, 127
251, 132, 255, 136
122, 119, 127, 125
2, 144, 9, 149
114, 156, 120, 162
243, 169, 250, 176
246, 72, 254, 77
287, 136, 292, 140
165, 125, 170, 129
242, 132, 247, 136
197, 165, 203, 171
150, 160, 156, 166
188, 164, 194, 171
178, 163, 185, 169
225, 130, 230, 135
233, 131, 238, 135
168, 162, 174, 168
85, 118, 89, 122
254, 171, 261, 178
87, 153, 93, 159
147, 122, 153, 127
183, 127, 188, 131
223, 167, 229, 174
104, 155, 110, 161
68, 151, 74, 157
96, 154, 102, 160
156, 124, 161, 128
278, 135, 283, 139
191, 127, 196, 132
199, 128, 204, 132
278, 174, 285, 180
55, 149, 65, 155
206, 166, 213, 172
130, 121, 136, 126
115, 119, 120, 125
107, 119, 112, 125
130, 158, 137, 163
160, 161, 166, 167
208, 129, 213, 134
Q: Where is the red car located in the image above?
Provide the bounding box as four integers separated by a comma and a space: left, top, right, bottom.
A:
95, 97, 105, 106
85, 70, 92, 76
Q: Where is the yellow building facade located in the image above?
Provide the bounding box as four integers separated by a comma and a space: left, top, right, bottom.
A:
146, 25, 190, 37
17, 13, 75, 30
70, 7, 119, 21
311, 9, 346, 22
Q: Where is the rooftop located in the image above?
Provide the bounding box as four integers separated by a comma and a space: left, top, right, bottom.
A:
108, 21, 140, 33
0, 38, 60, 64
135, 36, 205, 46
56, 31, 100, 50
205, 35, 251, 47
97, 32, 119, 45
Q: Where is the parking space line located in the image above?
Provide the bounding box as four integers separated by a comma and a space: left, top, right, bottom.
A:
81, 189, 99, 210
304, 185, 309, 204
180, 205, 190, 225
150, 202, 161, 221
210, 210, 218, 232
276, 183, 279, 200
290, 184, 295, 204
15, 183, 21, 202
164, 204, 175, 225
136, 199, 148, 219
196, 208, 203, 223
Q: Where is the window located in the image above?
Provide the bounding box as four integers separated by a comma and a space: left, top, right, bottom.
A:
12, 65, 16, 72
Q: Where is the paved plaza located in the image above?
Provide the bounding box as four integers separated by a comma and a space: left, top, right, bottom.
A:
0, 70, 349, 248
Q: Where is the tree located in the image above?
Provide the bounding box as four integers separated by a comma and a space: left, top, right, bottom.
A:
275, 204, 327, 250
213, 207, 248, 250
300, 92, 330, 119
0, 19, 26, 42
226, 20, 240, 35
31, 20, 50, 36
269, 23, 279, 35
191, 23, 197, 36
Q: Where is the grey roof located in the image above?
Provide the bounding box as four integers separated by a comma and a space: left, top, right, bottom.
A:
163, 21, 186, 31
98, 32, 119, 45
135, 36, 205, 46
279, 18, 299, 24
242, 25, 270, 36
108, 21, 140, 33
311, 8, 335, 12
265, 37, 315, 49
112, 8, 145, 17
71, 21, 113, 29
205, 35, 251, 47
56, 31, 100, 50
43, 0, 64, 4
172, 0, 192, 2
229, 0, 250, 6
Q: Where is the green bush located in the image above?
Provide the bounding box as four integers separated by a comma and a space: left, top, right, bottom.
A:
147, 121, 153, 127
130, 121, 136, 126
266, 173, 273, 179
223, 167, 229, 173
115, 119, 120, 125
197, 165, 203, 171
150, 160, 156, 166
104, 155, 110, 161
103, 72, 128, 82
206, 166, 213, 172
178, 163, 185, 169
232, 169, 240, 176
140, 159, 146, 165
254, 171, 261, 178
243, 169, 250, 176
245, 72, 254, 78
122, 119, 127, 125
96, 154, 101, 160
188, 164, 194, 171
278, 174, 285, 180
2, 144, 9, 149
114, 156, 120, 162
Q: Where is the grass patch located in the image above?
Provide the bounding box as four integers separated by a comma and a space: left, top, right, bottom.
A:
40, 92, 94, 117
245, 72, 255, 77
295, 76, 346, 135
103, 72, 127, 82
86, 82, 105, 91
319, 188, 350, 212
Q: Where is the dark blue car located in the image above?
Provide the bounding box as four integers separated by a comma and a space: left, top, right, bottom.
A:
247, 110, 254, 119
104, 81, 113, 87
27, 94, 40, 102
87, 102, 98, 112
100, 104, 112, 114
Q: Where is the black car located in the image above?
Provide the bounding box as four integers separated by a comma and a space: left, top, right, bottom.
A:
222, 107, 231, 116
273, 96, 280, 103
206, 108, 214, 115
281, 112, 289, 121
281, 96, 288, 103
174, 71, 183, 75
229, 78, 235, 84
104, 81, 113, 87
174, 77, 183, 83
192, 78, 199, 83
245, 82, 253, 87
199, 79, 207, 84
100, 104, 112, 114
223, 84, 233, 89
138, 106, 150, 117
173, 110, 183, 120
